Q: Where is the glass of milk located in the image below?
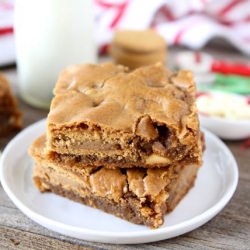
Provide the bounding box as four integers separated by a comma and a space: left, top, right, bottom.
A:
14, 0, 97, 109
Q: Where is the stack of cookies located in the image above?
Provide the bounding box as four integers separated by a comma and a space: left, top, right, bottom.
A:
110, 29, 166, 69
29, 63, 203, 228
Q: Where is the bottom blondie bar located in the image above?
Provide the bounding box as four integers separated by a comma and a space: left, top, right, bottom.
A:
30, 136, 199, 228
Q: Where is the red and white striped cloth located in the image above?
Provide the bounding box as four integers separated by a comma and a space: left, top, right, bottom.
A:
0, 0, 15, 65
1, 0, 250, 65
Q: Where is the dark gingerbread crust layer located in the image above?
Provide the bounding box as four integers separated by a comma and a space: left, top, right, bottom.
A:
34, 177, 165, 228
33, 162, 198, 229
34, 176, 196, 227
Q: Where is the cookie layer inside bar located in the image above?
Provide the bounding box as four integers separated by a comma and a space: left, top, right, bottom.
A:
49, 118, 200, 167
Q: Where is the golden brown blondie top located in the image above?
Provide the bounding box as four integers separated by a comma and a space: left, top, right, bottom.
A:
48, 62, 199, 136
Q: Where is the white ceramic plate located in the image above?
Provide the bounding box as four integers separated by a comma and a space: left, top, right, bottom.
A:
0, 119, 238, 244
199, 114, 250, 140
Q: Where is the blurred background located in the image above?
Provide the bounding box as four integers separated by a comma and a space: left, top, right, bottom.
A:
1, 0, 250, 65
0, 0, 250, 140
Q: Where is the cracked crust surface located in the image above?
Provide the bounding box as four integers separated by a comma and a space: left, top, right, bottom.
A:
49, 63, 197, 130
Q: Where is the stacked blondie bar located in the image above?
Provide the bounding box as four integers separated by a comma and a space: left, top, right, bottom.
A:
30, 63, 203, 228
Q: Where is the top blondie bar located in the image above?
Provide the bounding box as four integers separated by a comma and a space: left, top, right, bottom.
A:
47, 63, 202, 168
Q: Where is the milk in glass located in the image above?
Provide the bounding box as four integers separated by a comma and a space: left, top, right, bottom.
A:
14, 0, 97, 109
